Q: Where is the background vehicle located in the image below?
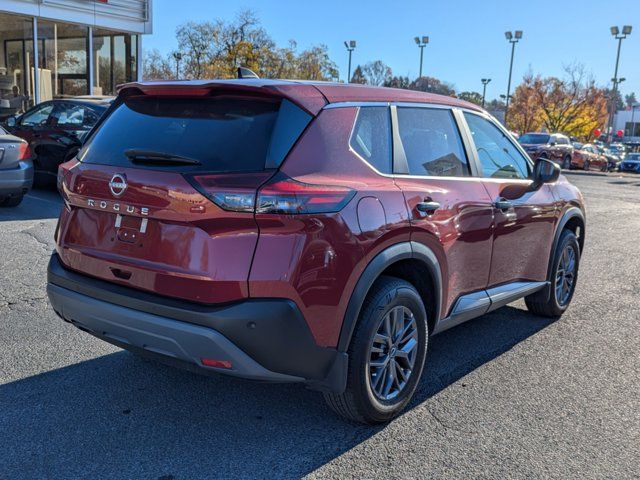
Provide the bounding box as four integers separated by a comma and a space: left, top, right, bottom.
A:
3, 97, 112, 186
608, 143, 627, 160
619, 152, 640, 173
596, 145, 621, 171
519, 132, 574, 168
0, 125, 33, 207
47, 80, 585, 424
571, 143, 608, 171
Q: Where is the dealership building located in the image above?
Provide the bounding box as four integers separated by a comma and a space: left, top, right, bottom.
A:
0, 0, 152, 112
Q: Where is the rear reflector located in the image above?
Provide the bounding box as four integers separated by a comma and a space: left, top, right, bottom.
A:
201, 358, 233, 369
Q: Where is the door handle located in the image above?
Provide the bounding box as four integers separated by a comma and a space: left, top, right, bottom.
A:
494, 198, 513, 211
416, 200, 440, 214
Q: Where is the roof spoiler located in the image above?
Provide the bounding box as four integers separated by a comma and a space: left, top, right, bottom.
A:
237, 67, 259, 79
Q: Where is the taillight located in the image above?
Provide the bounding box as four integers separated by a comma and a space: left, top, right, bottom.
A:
188, 172, 356, 215
18, 142, 31, 160
256, 173, 355, 215
187, 172, 273, 213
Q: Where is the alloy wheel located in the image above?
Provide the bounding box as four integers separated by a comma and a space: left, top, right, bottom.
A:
367, 306, 419, 401
555, 245, 577, 306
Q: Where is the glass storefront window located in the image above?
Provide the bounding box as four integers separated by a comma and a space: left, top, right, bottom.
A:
1, 11, 139, 114
94, 29, 138, 95
0, 13, 36, 111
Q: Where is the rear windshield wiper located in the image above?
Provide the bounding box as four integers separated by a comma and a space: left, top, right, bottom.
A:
125, 149, 202, 166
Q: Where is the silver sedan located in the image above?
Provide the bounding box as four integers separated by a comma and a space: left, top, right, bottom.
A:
0, 125, 33, 207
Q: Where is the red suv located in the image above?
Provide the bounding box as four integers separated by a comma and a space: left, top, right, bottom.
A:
47, 80, 586, 423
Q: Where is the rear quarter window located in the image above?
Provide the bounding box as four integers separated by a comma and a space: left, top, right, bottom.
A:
349, 107, 392, 174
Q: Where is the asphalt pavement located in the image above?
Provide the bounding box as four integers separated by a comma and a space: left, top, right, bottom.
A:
0, 172, 638, 479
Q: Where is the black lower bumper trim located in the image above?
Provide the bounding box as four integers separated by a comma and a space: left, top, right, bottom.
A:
47, 253, 346, 391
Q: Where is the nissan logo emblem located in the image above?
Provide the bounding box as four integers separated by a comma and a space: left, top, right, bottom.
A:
109, 174, 128, 197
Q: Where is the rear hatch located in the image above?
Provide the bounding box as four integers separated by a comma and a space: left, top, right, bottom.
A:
56, 86, 314, 304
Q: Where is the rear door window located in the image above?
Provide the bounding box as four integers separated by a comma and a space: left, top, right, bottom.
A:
397, 107, 470, 177
350, 107, 392, 174
79, 95, 311, 173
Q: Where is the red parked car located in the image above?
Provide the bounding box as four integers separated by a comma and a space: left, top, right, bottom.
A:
571, 143, 608, 171
47, 80, 586, 423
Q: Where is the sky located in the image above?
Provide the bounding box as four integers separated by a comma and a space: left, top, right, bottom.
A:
146, 0, 640, 101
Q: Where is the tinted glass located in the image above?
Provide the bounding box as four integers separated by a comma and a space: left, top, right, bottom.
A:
21, 103, 54, 126
397, 107, 469, 177
464, 112, 530, 179
519, 133, 550, 144
350, 107, 392, 173
80, 95, 303, 173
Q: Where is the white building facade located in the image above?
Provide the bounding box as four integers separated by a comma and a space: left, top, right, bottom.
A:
0, 0, 152, 109
612, 105, 640, 143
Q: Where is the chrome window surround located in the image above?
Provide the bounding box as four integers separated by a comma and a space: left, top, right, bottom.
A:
332, 101, 535, 181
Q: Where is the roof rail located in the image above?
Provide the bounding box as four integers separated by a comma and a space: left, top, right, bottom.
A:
237, 67, 259, 79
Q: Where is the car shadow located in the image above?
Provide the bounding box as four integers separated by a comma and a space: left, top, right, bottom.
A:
0, 187, 62, 221
0, 306, 554, 479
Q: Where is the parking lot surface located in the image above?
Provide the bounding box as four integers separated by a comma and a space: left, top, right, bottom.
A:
1, 172, 639, 479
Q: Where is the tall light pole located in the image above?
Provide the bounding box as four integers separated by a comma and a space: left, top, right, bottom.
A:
172, 51, 182, 79
481, 78, 492, 108
414, 36, 429, 78
504, 30, 522, 127
344, 40, 356, 83
607, 25, 632, 142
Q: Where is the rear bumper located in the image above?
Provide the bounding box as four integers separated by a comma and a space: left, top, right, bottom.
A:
0, 160, 33, 196
47, 253, 347, 391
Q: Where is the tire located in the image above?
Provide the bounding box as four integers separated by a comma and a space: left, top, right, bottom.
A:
583, 160, 590, 171
562, 155, 571, 170
324, 276, 428, 424
525, 229, 580, 318
0, 194, 24, 207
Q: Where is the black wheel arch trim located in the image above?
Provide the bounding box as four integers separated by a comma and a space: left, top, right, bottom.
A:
534, 206, 585, 302
549, 206, 585, 276
337, 241, 443, 353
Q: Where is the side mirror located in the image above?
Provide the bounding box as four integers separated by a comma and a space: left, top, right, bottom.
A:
5, 116, 16, 127
530, 158, 560, 190
549, 140, 557, 146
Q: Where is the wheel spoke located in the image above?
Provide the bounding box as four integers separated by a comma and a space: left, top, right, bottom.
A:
370, 356, 388, 369
396, 337, 417, 360
382, 363, 395, 397
368, 305, 419, 401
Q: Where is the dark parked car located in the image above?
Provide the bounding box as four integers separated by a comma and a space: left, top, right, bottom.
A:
4, 97, 112, 186
519, 132, 574, 169
571, 143, 608, 171
0, 125, 33, 207
47, 80, 585, 423
619, 152, 640, 173
596, 145, 621, 171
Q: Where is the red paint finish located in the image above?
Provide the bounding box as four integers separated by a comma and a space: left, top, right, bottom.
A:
53, 80, 586, 353
393, 177, 494, 316
480, 180, 558, 286
57, 160, 262, 304
249, 108, 411, 347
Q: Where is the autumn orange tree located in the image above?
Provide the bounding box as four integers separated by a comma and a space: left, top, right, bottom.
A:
509, 65, 608, 140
